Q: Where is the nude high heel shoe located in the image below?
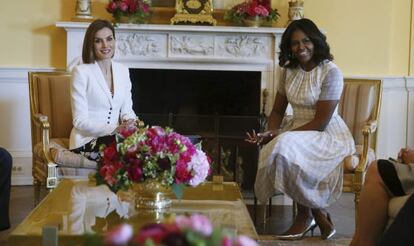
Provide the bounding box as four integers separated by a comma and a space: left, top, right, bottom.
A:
311, 209, 336, 240
275, 219, 317, 240
320, 213, 336, 240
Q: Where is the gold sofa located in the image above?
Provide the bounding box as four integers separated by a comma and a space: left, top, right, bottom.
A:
29, 71, 95, 190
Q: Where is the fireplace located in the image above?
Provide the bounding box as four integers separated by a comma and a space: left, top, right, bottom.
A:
130, 68, 261, 189
57, 21, 284, 190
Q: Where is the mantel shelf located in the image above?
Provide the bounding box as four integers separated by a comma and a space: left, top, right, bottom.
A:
56, 21, 285, 35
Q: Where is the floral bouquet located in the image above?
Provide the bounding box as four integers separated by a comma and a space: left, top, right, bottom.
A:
96, 121, 211, 199
224, 0, 280, 25
106, 0, 152, 24
85, 214, 258, 246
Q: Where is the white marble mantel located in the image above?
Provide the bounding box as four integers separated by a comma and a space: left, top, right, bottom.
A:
56, 22, 285, 114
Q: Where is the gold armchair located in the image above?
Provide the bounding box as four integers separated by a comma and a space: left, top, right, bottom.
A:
29, 71, 72, 189
339, 78, 382, 222
29, 71, 95, 190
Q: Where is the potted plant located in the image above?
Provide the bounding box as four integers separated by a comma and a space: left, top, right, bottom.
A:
106, 0, 152, 24
224, 0, 280, 27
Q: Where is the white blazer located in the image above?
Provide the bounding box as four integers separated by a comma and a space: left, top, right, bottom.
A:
69, 61, 136, 149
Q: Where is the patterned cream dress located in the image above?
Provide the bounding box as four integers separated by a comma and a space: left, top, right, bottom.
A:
255, 60, 355, 208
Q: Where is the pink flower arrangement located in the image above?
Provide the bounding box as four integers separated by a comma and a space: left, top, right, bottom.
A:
224, 0, 280, 25
95, 121, 212, 198
106, 0, 151, 24
95, 214, 258, 246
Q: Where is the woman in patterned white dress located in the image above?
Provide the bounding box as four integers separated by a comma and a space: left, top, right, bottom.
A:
246, 18, 355, 240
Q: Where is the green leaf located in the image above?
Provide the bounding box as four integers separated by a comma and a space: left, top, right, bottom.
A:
185, 230, 207, 246
172, 183, 185, 199
207, 228, 223, 246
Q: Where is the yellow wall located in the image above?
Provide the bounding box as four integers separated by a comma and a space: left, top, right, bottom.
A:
305, 0, 411, 76
0, 0, 111, 69
1, 0, 413, 76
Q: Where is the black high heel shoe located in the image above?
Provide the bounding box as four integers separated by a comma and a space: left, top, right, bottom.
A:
275, 219, 317, 240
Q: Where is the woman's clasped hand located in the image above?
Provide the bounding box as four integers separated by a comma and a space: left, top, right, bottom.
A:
245, 130, 277, 146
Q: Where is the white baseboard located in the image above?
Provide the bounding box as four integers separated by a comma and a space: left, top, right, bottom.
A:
12, 176, 33, 186
8, 150, 33, 186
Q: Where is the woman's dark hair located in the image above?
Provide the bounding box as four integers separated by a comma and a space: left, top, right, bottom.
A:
278, 18, 333, 68
82, 19, 115, 64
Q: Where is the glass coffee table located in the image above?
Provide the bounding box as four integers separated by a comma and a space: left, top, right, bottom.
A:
9, 180, 257, 245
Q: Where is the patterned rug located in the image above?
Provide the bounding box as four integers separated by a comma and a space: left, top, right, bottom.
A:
258, 235, 351, 245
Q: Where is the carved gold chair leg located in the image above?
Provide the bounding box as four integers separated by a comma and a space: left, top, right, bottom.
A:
354, 189, 361, 227
33, 179, 42, 207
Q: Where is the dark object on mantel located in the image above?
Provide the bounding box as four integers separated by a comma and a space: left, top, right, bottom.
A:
186, 135, 202, 145
151, 0, 175, 7
173, 22, 214, 26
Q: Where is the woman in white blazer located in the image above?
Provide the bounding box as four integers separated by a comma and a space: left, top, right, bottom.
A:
69, 19, 136, 160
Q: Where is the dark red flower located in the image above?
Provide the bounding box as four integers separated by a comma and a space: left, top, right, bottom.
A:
135, 224, 169, 244
161, 232, 188, 246
103, 144, 118, 161
127, 165, 143, 182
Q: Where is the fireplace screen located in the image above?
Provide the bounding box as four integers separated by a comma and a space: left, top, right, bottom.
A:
130, 69, 261, 190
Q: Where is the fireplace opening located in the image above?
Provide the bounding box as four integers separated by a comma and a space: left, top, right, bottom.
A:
130, 69, 261, 190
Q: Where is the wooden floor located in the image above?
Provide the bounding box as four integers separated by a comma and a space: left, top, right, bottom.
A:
0, 186, 355, 245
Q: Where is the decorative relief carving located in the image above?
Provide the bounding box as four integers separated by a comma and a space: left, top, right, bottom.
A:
170, 35, 214, 56
218, 36, 269, 58
116, 33, 163, 57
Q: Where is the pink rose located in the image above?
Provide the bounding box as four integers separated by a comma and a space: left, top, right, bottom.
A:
104, 224, 133, 245
147, 126, 166, 138
254, 5, 269, 16
188, 214, 213, 236
119, 2, 128, 12
141, 2, 150, 13
221, 236, 233, 246
175, 214, 212, 236
99, 164, 118, 186
119, 126, 137, 138
106, 2, 117, 13
235, 235, 258, 246
175, 162, 192, 184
